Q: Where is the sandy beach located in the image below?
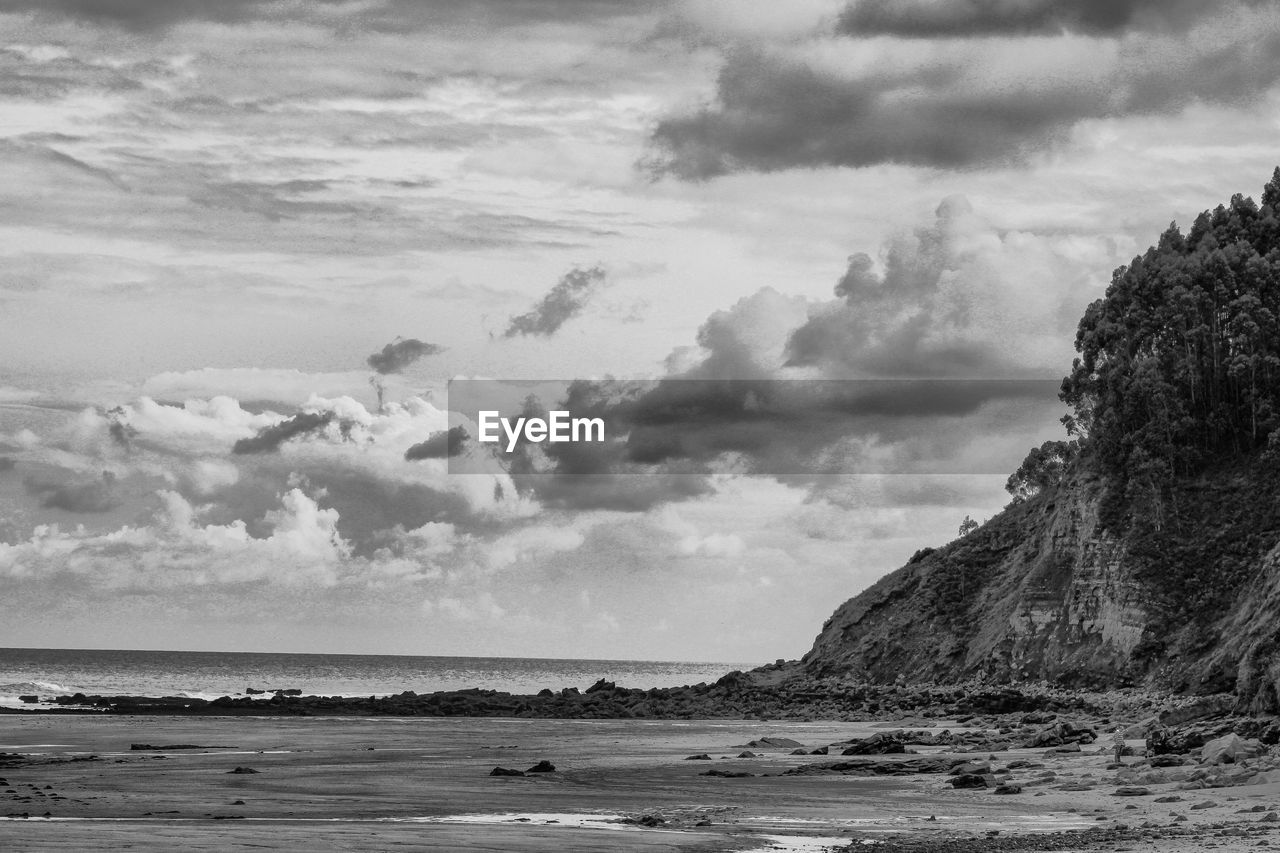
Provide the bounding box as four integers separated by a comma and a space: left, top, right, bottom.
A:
3, 714, 1280, 851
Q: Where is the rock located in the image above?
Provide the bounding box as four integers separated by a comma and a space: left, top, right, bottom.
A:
526, 761, 555, 773
245, 688, 265, 695
701, 769, 753, 778
1189, 801, 1217, 810
1150, 754, 1189, 767
840, 734, 908, 755
17, 696, 37, 704
809, 746, 829, 755
227, 767, 259, 774
1027, 721, 1096, 748
1153, 795, 1184, 803
584, 679, 615, 694
949, 761, 991, 776
489, 767, 524, 777
736, 751, 757, 759
949, 774, 988, 789
741, 737, 803, 749
684, 753, 712, 760
1113, 787, 1153, 796
992, 784, 1022, 794
1200, 733, 1263, 766
791, 749, 809, 755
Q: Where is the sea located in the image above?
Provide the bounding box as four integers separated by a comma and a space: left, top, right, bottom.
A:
0, 647, 755, 707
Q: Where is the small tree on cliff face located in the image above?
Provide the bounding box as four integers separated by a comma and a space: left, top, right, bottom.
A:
1060, 168, 1280, 484
1006, 440, 1078, 502
958, 515, 978, 537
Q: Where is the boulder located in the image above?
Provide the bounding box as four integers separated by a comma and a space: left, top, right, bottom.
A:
526, 761, 556, 773
1200, 734, 1262, 766
840, 734, 908, 755
1026, 721, 1096, 748
489, 767, 524, 777
949, 774, 988, 789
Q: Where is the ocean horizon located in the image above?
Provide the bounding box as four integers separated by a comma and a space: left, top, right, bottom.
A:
0, 647, 757, 707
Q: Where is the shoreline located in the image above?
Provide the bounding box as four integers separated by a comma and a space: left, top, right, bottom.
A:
3, 682, 1280, 851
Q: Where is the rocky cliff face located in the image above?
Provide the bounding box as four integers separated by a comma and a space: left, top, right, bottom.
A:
800, 462, 1280, 711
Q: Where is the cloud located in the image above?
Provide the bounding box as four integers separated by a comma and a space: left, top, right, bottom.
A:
0, 488, 349, 587
837, 0, 1227, 38
366, 338, 444, 375
648, 6, 1280, 177
0, 457, 14, 472
503, 266, 607, 338
785, 195, 1100, 377
405, 426, 469, 460
23, 470, 121, 513
232, 411, 336, 455
3, 0, 644, 33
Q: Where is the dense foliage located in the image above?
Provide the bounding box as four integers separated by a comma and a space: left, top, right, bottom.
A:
1061, 169, 1280, 480
1005, 440, 1078, 501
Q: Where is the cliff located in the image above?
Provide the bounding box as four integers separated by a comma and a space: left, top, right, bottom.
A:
800, 458, 1280, 712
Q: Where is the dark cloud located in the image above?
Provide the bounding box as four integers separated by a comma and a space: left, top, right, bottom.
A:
24, 471, 120, 513
232, 412, 334, 455
837, 0, 1222, 38
366, 338, 444, 375
106, 406, 137, 449
503, 266, 607, 338
405, 426, 469, 460
648, 20, 1280, 177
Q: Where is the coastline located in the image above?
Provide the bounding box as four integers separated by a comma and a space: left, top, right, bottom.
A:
4, 679, 1280, 851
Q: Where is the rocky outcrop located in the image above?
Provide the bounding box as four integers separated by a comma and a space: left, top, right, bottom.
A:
800, 461, 1280, 711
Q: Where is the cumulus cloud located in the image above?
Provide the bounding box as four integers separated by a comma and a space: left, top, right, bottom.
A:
503, 266, 607, 338
476, 196, 1095, 493
366, 338, 444, 375
649, 5, 1280, 176
0, 488, 349, 587
785, 195, 1100, 377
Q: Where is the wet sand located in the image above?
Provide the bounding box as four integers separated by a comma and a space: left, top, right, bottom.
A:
2, 714, 1279, 851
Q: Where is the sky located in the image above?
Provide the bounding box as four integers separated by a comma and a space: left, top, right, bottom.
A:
1, 0, 1279, 663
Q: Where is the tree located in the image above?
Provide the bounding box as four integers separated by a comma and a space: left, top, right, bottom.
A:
1006, 440, 1078, 501
1060, 169, 1280, 485
958, 515, 978, 537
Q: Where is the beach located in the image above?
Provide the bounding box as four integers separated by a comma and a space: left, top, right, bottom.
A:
4, 713, 1280, 851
